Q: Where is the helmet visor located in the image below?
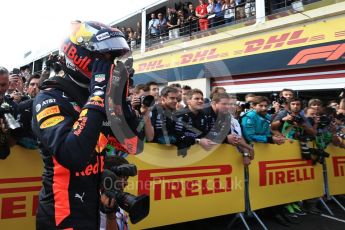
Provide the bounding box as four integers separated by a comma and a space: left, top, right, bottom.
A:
93, 36, 130, 56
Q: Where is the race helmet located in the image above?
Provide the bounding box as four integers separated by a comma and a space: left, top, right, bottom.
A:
60, 20, 130, 85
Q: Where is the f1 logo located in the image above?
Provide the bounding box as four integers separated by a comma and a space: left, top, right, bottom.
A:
288, 43, 345, 65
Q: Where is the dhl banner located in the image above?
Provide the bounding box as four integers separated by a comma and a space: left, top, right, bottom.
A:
325, 145, 345, 196
0, 146, 42, 230
132, 15, 345, 83
125, 144, 245, 229
249, 141, 324, 211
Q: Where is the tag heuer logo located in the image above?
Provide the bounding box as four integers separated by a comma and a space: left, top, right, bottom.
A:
95, 74, 106, 83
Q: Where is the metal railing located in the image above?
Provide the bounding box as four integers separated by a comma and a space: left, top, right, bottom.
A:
139, 2, 256, 49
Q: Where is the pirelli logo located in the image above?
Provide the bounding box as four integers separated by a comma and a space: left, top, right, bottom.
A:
259, 159, 315, 186
333, 156, 345, 177
0, 177, 41, 219
138, 165, 233, 201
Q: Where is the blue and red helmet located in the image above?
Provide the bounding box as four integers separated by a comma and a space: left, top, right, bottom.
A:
60, 21, 130, 84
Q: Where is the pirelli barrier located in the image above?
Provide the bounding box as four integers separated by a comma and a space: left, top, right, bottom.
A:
325, 145, 345, 196
249, 142, 324, 211
0, 143, 344, 229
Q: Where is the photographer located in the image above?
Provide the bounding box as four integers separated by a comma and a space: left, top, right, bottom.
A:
241, 96, 285, 144
271, 98, 316, 139
100, 156, 130, 230
0, 67, 18, 159
146, 81, 160, 103
32, 21, 131, 229
129, 84, 154, 142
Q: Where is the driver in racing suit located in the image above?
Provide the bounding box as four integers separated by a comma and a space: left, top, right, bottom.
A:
32, 21, 131, 230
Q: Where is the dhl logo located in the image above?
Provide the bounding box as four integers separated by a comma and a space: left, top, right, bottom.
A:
137, 48, 226, 72
244, 30, 309, 53
259, 159, 315, 186
0, 177, 41, 219
332, 156, 345, 177
288, 43, 345, 65
138, 165, 232, 201
180, 48, 226, 65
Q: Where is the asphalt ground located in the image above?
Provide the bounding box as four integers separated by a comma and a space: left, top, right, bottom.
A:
148, 197, 345, 230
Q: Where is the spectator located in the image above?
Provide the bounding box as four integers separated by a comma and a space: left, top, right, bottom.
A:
150, 86, 178, 144
279, 88, 294, 101
235, 0, 246, 20
245, 0, 256, 18
129, 84, 154, 142
181, 85, 192, 107
7, 73, 26, 103
157, 13, 167, 37
177, 9, 187, 36
148, 13, 159, 38
135, 21, 142, 46
171, 84, 185, 110
186, 2, 198, 33
327, 100, 339, 110
271, 97, 316, 139
196, 0, 209, 31
126, 27, 137, 49
175, 89, 216, 153
239, 93, 255, 116
213, 0, 224, 27
228, 95, 254, 165
16, 74, 41, 149
146, 81, 160, 102
207, 0, 216, 28
0, 67, 17, 159
202, 92, 232, 144
167, 8, 179, 39
272, 98, 316, 141
223, 0, 236, 24
241, 96, 285, 144
210, 86, 226, 100
308, 98, 322, 115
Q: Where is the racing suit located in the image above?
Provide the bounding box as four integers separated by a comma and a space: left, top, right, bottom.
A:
32, 73, 115, 229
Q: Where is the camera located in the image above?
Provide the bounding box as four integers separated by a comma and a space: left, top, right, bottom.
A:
287, 113, 304, 125
100, 164, 150, 224
270, 92, 286, 105
0, 101, 20, 130
318, 115, 332, 128
134, 95, 155, 111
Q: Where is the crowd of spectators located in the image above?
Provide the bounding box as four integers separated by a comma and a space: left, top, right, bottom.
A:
0, 66, 48, 158
146, 0, 256, 42
1, 62, 344, 225
114, 0, 314, 48
125, 83, 345, 162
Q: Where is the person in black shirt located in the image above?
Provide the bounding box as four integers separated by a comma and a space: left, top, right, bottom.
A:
151, 86, 178, 144
175, 89, 216, 152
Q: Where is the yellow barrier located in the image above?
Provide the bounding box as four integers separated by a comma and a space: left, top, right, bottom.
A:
325, 145, 345, 196
249, 142, 324, 211
126, 144, 245, 229
0, 146, 42, 230
1, 143, 344, 229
